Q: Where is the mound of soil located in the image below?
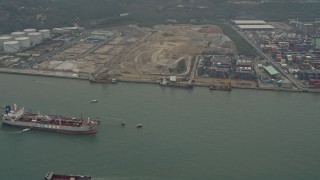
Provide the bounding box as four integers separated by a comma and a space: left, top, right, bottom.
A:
198, 26, 223, 34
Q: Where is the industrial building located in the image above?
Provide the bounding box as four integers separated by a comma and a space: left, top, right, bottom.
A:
197, 55, 232, 78
264, 66, 280, 78
234, 60, 255, 80
232, 20, 274, 31
238, 25, 275, 31
232, 20, 267, 25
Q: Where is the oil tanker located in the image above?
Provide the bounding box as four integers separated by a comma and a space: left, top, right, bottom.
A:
2, 105, 97, 134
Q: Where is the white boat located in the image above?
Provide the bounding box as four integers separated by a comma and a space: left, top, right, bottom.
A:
22, 128, 30, 132
136, 123, 143, 128
90, 100, 98, 103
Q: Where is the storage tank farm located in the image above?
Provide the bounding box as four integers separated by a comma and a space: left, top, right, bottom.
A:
23, 28, 37, 34
0, 36, 12, 50
3, 41, 20, 53
15, 37, 30, 49
11, 32, 25, 38
39, 29, 51, 39
28, 32, 43, 45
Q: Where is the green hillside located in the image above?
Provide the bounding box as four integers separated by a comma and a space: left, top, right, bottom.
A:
1, 0, 320, 33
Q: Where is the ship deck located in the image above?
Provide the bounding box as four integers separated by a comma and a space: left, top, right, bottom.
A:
18, 113, 86, 127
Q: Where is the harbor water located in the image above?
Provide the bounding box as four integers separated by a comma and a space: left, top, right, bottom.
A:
0, 73, 319, 180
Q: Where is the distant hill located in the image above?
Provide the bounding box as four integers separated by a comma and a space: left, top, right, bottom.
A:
1, 0, 320, 33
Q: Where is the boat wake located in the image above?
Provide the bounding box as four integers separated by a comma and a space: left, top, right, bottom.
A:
100, 117, 123, 121
33, 80, 56, 85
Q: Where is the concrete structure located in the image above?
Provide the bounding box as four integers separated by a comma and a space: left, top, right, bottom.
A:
0, 36, 12, 48
11, 32, 25, 38
238, 25, 275, 30
169, 76, 177, 82
53, 27, 78, 33
3, 41, 19, 53
15, 37, 31, 48
39, 29, 51, 39
91, 31, 114, 37
23, 29, 37, 34
232, 20, 266, 25
28, 32, 43, 44
279, 79, 293, 88
52, 28, 70, 34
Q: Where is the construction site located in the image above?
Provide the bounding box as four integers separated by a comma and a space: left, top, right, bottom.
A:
1, 24, 257, 89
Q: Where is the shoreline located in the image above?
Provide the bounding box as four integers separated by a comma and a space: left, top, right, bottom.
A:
1, 68, 319, 93
0, 68, 88, 81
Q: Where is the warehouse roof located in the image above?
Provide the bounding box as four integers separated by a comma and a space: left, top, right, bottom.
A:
238, 25, 275, 30
232, 20, 266, 25
264, 66, 279, 76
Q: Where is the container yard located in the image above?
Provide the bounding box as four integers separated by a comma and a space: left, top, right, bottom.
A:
231, 19, 320, 91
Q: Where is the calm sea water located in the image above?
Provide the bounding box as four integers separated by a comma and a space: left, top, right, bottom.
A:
0, 73, 319, 180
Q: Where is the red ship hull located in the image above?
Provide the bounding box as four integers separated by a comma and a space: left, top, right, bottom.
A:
3, 123, 97, 134
45, 172, 91, 180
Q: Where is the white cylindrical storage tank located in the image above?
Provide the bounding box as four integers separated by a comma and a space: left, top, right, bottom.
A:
39, 29, 51, 39
28, 32, 43, 44
11, 32, 25, 38
3, 41, 19, 53
15, 37, 30, 48
0, 36, 12, 47
24, 28, 37, 34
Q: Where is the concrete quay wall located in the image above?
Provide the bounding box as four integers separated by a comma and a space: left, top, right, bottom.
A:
1, 68, 320, 93
0, 68, 88, 80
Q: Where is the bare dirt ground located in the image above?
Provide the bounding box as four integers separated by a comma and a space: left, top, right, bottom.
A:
97, 24, 236, 82
35, 24, 240, 85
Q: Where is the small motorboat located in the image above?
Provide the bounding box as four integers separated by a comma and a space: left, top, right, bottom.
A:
90, 100, 98, 103
22, 128, 30, 132
121, 121, 126, 126
90, 120, 101, 124
136, 123, 143, 128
